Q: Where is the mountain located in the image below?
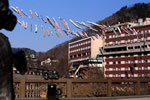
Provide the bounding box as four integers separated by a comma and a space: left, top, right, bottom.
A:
12, 48, 36, 55
14, 2, 150, 77
98, 3, 150, 25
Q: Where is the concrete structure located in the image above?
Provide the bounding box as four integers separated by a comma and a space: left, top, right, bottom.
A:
103, 22, 150, 79
68, 37, 104, 77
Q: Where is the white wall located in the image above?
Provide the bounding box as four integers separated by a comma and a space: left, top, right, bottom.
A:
91, 37, 104, 59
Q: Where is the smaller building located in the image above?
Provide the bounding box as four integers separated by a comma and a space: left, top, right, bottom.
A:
68, 36, 104, 78
41, 58, 58, 66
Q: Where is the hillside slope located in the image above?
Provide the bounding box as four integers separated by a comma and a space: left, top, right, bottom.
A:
15, 3, 150, 77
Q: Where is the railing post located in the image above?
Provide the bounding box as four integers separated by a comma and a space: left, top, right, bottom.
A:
66, 79, 72, 98
20, 79, 25, 99
136, 80, 141, 95
107, 80, 112, 97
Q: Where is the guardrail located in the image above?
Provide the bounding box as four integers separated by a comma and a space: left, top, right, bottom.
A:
14, 78, 150, 99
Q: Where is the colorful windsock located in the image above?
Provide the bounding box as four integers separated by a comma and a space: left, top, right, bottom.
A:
16, 7, 22, 17
41, 15, 47, 23
11, 6, 18, 14
29, 9, 34, 18
35, 24, 37, 33
52, 17, 64, 37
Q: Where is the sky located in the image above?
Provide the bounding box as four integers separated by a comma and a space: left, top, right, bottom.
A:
1, 0, 150, 52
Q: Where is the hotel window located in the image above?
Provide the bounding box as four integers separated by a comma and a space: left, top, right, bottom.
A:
125, 34, 128, 36
125, 61, 128, 64
130, 32, 134, 35
144, 53, 147, 56
138, 53, 142, 56
125, 54, 128, 57
113, 42, 115, 45
144, 67, 148, 70
138, 67, 142, 70
76, 54, 78, 57
78, 54, 81, 57
144, 30, 148, 34
112, 35, 114, 38
135, 46, 140, 49
118, 55, 121, 58
125, 40, 128, 44
138, 74, 142, 77
113, 74, 116, 77
130, 60, 135, 64
131, 39, 134, 43
142, 45, 147, 49
86, 52, 90, 55
117, 74, 121, 77
130, 74, 134, 77
130, 54, 134, 57
106, 43, 109, 46
106, 62, 109, 65
106, 68, 109, 71
118, 68, 121, 71
138, 60, 142, 63
106, 55, 109, 58
83, 42, 86, 44
113, 62, 116, 64
74, 55, 77, 58
144, 74, 148, 77
125, 67, 128, 71
115, 41, 118, 44
106, 74, 109, 77
143, 60, 148, 63
138, 31, 142, 34
118, 61, 121, 64
106, 36, 109, 39
144, 37, 147, 42
137, 38, 141, 42
128, 47, 133, 50
113, 55, 116, 58
82, 53, 86, 56
118, 41, 121, 44
113, 68, 116, 71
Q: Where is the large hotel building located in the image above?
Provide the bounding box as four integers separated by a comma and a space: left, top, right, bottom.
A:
103, 22, 150, 79
68, 18, 150, 79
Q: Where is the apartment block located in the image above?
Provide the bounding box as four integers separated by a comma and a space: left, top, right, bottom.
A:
103, 23, 150, 79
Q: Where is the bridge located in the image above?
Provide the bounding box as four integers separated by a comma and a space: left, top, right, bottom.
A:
13, 75, 150, 100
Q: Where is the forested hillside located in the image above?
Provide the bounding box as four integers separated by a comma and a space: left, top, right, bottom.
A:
14, 3, 150, 77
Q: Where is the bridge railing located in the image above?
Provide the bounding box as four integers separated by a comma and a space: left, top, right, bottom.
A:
13, 78, 150, 99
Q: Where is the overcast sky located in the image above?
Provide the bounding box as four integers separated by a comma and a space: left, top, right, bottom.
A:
1, 0, 149, 52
